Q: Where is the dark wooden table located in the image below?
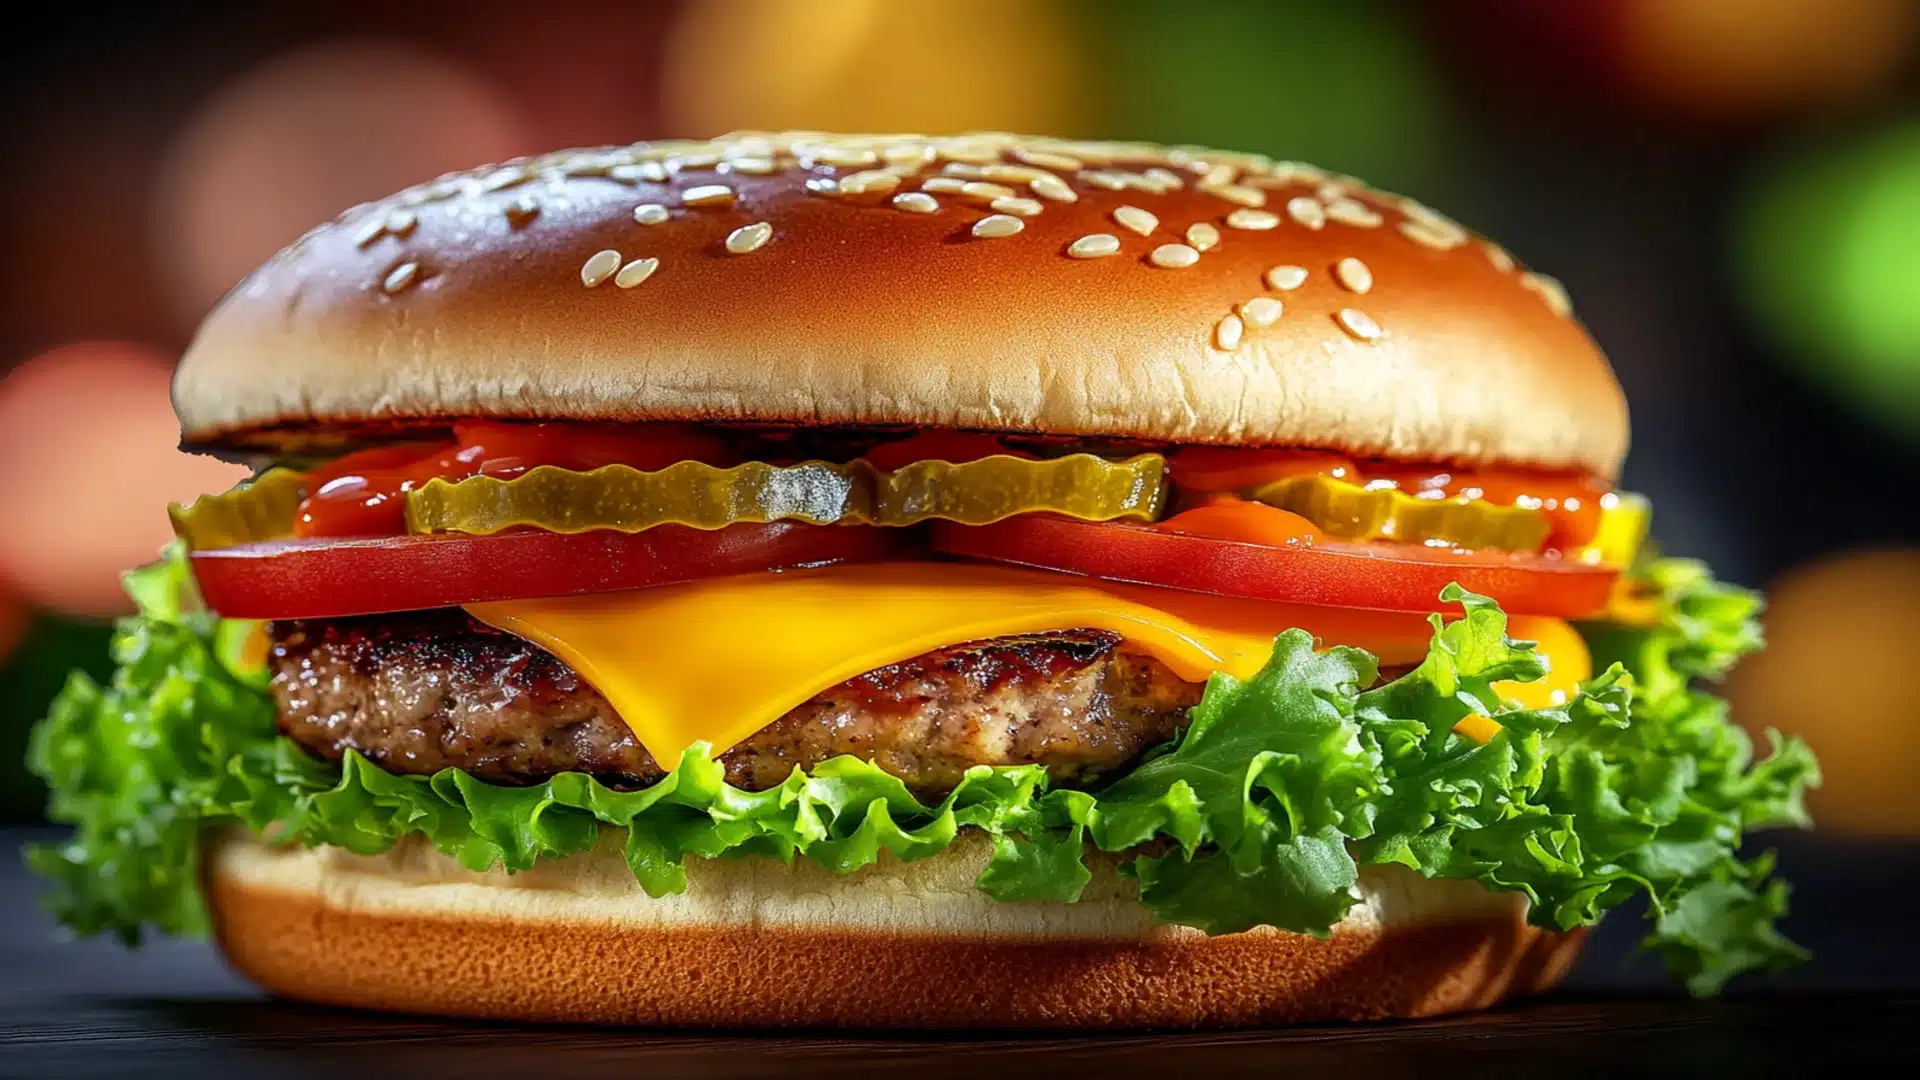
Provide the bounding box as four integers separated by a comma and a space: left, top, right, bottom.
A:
5, 827, 1914, 1078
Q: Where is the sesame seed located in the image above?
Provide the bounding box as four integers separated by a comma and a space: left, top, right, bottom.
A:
381, 261, 420, 293
727, 156, 777, 175
1186, 222, 1220, 252
1081, 171, 1129, 191
961, 181, 1018, 201
400, 179, 460, 207
922, 176, 967, 194
1015, 148, 1084, 171
1337, 308, 1383, 341
815, 147, 879, 169
1150, 243, 1200, 268
1143, 166, 1186, 191
1113, 205, 1158, 236
936, 141, 1002, 166
882, 143, 934, 167
1067, 233, 1122, 259
942, 162, 988, 179
614, 257, 659, 288
1324, 198, 1383, 228
1400, 201, 1468, 243
480, 166, 530, 192
1225, 208, 1280, 230
352, 217, 387, 249
838, 169, 901, 195
505, 196, 539, 228
972, 214, 1025, 238
608, 162, 667, 183
1029, 175, 1077, 203
983, 163, 1046, 184
633, 203, 670, 225
1520, 271, 1573, 317
1265, 264, 1309, 290
1485, 243, 1515, 273
1399, 220, 1462, 250
1214, 314, 1245, 351
1199, 164, 1235, 187
1286, 196, 1326, 229
668, 151, 722, 172
1204, 183, 1266, 208
682, 184, 735, 207
1335, 257, 1374, 294
1239, 296, 1283, 326
581, 249, 622, 287
1268, 160, 1329, 185
892, 192, 939, 214
726, 221, 773, 254
990, 195, 1043, 217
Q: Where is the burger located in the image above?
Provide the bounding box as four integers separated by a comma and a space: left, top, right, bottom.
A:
28, 131, 1818, 1028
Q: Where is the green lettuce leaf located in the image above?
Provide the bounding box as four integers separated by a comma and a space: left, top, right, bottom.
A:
24, 549, 1815, 994
1087, 630, 1379, 933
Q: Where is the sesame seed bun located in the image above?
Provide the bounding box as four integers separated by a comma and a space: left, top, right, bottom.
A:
204, 829, 1584, 1028
173, 132, 1628, 477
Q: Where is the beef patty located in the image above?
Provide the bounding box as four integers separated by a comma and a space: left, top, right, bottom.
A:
269, 610, 1205, 796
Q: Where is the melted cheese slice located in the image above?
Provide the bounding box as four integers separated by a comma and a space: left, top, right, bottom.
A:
465, 563, 1587, 764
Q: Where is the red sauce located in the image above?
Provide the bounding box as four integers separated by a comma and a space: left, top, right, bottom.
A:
294, 422, 737, 537
1166, 448, 1612, 553
293, 428, 1612, 555
857, 431, 1029, 471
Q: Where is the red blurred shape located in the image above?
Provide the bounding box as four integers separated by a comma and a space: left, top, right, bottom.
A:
0, 343, 248, 617
1430, 0, 1916, 124
154, 41, 531, 329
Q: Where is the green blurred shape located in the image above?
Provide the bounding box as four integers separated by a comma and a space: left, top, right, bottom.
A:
1088, 0, 1454, 197
0, 614, 114, 823
1737, 121, 1920, 441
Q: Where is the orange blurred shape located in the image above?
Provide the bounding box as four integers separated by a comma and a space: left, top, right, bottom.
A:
1620, 0, 1918, 117
154, 41, 530, 329
662, 0, 1087, 136
1729, 549, 1920, 836
0, 344, 248, 617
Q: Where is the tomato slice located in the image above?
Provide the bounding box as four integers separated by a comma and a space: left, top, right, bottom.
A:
192, 523, 900, 620
928, 516, 1617, 617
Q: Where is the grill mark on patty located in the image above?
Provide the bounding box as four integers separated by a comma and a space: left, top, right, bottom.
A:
269, 609, 1204, 797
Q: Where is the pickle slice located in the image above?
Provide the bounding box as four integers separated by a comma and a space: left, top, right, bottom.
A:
404, 454, 1167, 535
168, 468, 307, 551
1251, 473, 1551, 551
1577, 492, 1650, 568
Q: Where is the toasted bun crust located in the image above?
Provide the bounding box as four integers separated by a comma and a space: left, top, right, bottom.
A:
206, 829, 1583, 1028
175, 132, 1627, 477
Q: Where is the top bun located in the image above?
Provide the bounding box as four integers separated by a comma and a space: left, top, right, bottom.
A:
174, 132, 1628, 477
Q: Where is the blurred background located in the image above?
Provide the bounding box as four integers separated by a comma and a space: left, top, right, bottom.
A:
1, 0, 1918, 850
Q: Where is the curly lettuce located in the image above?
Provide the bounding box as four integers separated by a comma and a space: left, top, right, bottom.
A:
25, 550, 1815, 992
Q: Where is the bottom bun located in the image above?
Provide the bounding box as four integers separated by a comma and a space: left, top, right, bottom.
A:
205, 828, 1583, 1028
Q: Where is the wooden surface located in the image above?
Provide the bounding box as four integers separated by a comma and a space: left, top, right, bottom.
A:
5, 828, 1916, 1078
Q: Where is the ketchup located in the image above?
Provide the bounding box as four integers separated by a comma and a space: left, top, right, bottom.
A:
1166, 448, 1611, 553
858, 431, 1025, 471
294, 422, 737, 537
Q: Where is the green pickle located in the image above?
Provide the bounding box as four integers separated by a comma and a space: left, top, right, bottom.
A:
1252, 473, 1550, 551
168, 468, 307, 550
403, 453, 1167, 535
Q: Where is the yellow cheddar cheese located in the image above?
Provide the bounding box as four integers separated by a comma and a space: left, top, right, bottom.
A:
465, 563, 1587, 764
